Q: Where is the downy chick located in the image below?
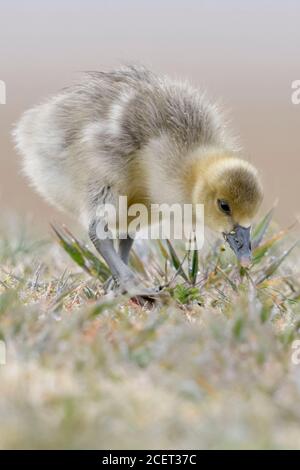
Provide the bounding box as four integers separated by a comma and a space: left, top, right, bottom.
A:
13, 65, 263, 295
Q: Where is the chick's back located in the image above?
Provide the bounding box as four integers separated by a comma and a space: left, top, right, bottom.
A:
13, 65, 229, 221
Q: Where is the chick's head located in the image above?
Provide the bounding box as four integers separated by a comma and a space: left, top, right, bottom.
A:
194, 156, 263, 265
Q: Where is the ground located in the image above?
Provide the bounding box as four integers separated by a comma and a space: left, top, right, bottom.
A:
0, 212, 299, 449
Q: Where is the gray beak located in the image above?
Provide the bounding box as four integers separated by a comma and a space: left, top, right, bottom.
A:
223, 225, 252, 266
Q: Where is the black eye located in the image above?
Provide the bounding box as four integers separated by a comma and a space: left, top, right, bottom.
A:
218, 199, 231, 215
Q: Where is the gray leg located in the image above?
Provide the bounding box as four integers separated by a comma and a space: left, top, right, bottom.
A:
89, 219, 134, 284
119, 236, 134, 265
89, 219, 155, 296
102, 236, 134, 293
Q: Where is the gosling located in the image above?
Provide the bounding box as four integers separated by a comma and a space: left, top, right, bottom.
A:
13, 65, 263, 295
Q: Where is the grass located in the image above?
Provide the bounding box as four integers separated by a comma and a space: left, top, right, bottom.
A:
0, 210, 300, 449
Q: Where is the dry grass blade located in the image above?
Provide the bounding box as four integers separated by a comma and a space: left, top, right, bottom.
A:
130, 249, 148, 277
216, 266, 238, 292
256, 240, 299, 285
252, 224, 296, 264
88, 296, 125, 317
156, 239, 169, 261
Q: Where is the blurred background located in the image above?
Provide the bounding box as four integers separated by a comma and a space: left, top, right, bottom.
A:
0, 0, 299, 232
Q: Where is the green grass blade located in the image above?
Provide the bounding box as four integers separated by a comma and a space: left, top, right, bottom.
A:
251, 207, 274, 249
61, 225, 111, 280
51, 225, 87, 269
51, 225, 110, 281
189, 247, 199, 285
166, 239, 189, 282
